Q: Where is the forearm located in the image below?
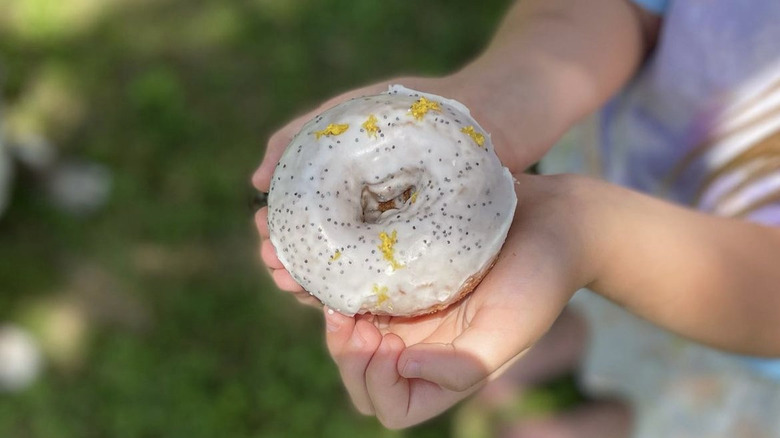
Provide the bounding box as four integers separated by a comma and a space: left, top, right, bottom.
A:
449, 0, 660, 171
577, 177, 780, 355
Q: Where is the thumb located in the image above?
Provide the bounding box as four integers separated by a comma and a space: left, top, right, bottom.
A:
396, 307, 531, 392
397, 342, 492, 392
397, 276, 571, 392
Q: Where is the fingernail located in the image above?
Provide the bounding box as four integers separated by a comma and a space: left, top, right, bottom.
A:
402, 360, 421, 378
325, 308, 340, 333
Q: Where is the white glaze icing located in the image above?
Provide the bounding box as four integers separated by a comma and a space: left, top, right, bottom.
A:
267, 85, 516, 316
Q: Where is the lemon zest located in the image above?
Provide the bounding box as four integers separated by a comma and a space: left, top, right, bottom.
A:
362, 114, 379, 138
378, 230, 404, 270
373, 284, 389, 304
461, 125, 485, 147
329, 250, 341, 262
314, 123, 349, 139
409, 97, 441, 121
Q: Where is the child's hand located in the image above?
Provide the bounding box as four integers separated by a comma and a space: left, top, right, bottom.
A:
321, 174, 595, 428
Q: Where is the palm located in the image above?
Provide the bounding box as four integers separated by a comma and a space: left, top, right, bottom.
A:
363, 293, 475, 346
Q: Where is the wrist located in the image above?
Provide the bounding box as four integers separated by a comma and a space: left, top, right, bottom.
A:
514, 173, 609, 292
446, 57, 584, 173
388, 71, 578, 173
559, 175, 611, 289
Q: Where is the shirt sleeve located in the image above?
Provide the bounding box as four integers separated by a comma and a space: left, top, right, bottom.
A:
630, 0, 670, 14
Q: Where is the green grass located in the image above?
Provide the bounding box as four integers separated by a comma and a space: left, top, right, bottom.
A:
0, 0, 521, 436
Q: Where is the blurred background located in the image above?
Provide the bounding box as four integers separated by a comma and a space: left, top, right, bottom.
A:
0, 0, 577, 436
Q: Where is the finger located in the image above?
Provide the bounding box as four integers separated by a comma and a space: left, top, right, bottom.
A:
326, 313, 382, 416
367, 333, 479, 429
271, 269, 304, 293
397, 341, 493, 393
365, 333, 408, 427
261, 240, 284, 270
254, 208, 269, 239
324, 307, 355, 352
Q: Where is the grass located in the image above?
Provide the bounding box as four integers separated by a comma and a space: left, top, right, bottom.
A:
0, 0, 565, 436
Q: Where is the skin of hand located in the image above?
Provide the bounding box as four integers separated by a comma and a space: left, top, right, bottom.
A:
251, 0, 666, 428
256, 171, 594, 429
318, 173, 593, 429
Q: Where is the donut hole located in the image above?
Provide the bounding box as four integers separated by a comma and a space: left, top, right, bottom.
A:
360, 168, 424, 223
361, 185, 416, 223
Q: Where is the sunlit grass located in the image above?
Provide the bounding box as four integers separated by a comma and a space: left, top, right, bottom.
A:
0, 0, 120, 42
5, 62, 85, 145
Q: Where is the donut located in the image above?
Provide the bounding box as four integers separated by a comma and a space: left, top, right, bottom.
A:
267, 85, 516, 316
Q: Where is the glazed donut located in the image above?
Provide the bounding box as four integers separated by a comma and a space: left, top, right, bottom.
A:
267, 85, 516, 316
